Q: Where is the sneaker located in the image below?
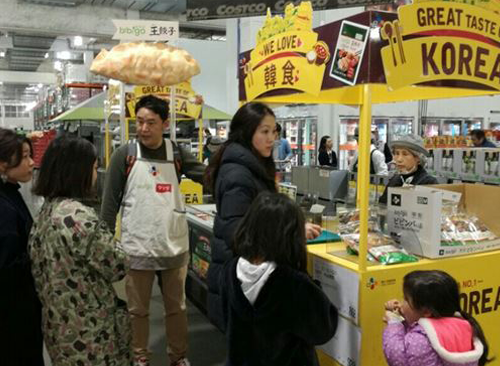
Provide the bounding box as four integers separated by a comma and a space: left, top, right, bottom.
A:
134, 356, 150, 366
171, 358, 191, 366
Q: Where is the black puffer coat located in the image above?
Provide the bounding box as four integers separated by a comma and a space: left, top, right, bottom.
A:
222, 258, 338, 366
206, 143, 276, 331
379, 165, 438, 204
0, 181, 44, 365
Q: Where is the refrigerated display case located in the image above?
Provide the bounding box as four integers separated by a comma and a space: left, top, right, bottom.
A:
422, 118, 483, 136
442, 120, 462, 136
422, 119, 440, 137
463, 119, 483, 135
338, 116, 414, 170
279, 117, 318, 166
338, 118, 358, 170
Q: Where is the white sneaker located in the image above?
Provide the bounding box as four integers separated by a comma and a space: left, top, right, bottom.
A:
171, 358, 191, 366
134, 356, 149, 366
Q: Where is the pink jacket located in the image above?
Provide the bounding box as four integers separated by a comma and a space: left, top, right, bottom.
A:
383, 317, 484, 366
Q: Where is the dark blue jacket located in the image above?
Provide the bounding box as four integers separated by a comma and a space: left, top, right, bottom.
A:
480, 139, 497, 148
0, 181, 44, 365
379, 165, 438, 204
207, 143, 276, 331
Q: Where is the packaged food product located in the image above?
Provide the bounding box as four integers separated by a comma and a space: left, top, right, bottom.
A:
441, 212, 497, 246
342, 233, 418, 264
369, 245, 418, 265
338, 209, 380, 235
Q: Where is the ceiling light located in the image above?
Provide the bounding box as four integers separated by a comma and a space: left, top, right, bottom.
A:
45, 52, 49, 59
57, 51, 71, 60
0, 51, 5, 58
74, 36, 83, 46
37, 83, 43, 88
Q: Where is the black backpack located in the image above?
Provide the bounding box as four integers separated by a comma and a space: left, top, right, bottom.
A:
352, 149, 376, 175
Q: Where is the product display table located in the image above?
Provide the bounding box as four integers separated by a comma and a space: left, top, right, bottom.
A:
184, 203, 500, 365
185, 204, 216, 315
307, 244, 500, 366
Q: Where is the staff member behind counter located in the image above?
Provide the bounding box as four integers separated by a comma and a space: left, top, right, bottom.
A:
379, 135, 438, 205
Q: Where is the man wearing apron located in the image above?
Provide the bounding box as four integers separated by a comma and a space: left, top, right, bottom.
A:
101, 95, 205, 366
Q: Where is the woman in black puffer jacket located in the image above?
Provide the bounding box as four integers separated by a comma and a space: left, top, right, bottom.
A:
204, 103, 321, 331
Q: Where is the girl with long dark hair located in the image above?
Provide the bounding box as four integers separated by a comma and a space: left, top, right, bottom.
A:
383, 270, 490, 366
318, 135, 337, 168
222, 192, 338, 365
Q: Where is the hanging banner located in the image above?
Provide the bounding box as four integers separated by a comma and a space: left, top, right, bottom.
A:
187, 0, 394, 20
126, 81, 203, 120
414, 0, 500, 14
381, 2, 500, 91
241, 2, 331, 101
112, 20, 179, 41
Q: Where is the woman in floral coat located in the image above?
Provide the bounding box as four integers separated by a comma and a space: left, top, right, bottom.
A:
29, 136, 132, 366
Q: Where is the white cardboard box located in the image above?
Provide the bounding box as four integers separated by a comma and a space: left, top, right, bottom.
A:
313, 257, 359, 323
387, 184, 500, 259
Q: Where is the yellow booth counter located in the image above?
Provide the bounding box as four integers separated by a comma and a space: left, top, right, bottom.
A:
237, 1, 500, 365
307, 241, 500, 366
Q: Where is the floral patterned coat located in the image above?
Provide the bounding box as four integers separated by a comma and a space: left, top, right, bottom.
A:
29, 198, 132, 366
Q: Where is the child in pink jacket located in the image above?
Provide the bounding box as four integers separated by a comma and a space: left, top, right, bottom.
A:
383, 270, 489, 366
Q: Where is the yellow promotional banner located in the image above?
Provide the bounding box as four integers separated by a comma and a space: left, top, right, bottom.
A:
242, 2, 331, 101
413, 0, 500, 15
128, 81, 203, 120
399, 2, 500, 42
382, 37, 500, 90
180, 179, 203, 205
381, 1, 500, 91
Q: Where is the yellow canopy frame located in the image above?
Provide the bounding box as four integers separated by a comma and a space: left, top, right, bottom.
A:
249, 83, 500, 273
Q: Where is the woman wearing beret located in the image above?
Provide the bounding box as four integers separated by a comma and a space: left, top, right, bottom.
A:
379, 135, 438, 205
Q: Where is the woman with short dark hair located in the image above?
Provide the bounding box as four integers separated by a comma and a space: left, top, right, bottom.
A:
28, 136, 132, 365
0, 127, 44, 365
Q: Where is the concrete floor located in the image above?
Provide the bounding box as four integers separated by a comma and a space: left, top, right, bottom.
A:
44, 284, 227, 365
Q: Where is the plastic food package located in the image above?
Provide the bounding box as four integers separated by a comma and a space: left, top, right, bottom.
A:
342, 233, 418, 265
441, 212, 497, 246
338, 209, 380, 235
369, 245, 418, 265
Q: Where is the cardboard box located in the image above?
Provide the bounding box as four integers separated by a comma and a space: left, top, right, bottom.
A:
387, 184, 500, 259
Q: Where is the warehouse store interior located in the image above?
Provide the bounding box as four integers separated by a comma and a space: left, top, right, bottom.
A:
2, 0, 500, 366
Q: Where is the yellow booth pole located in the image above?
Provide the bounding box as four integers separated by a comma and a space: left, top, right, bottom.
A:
356, 84, 372, 273
104, 120, 110, 169
125, 118, 130, 142
198, 118, 204, 162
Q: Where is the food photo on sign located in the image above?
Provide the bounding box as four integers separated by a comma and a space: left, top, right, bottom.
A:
330, 21, 370, 86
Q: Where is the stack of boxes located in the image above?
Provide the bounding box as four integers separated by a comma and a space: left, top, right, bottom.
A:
32, 130, 56, 168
